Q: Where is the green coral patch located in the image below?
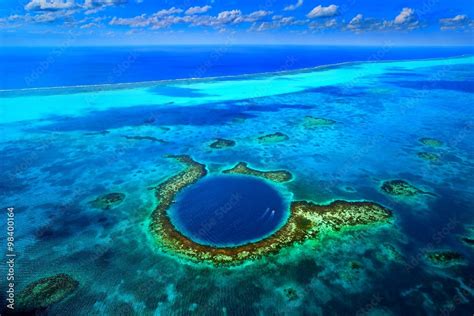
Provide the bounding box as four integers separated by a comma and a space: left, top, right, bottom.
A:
417, 152, 440, 162
17, 274, 79, 312
425, 251, 465, 267
90, 192, 126, 210
210, 138, 236, 149
222, 162, 292, 183
124, 135, 167, 143
303, 116, 337, 128
257, 132, 289, 143
380, 180, 433, 197
419, 137, 443, 147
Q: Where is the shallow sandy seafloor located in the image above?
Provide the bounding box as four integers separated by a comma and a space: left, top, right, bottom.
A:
0, 56, 474, 315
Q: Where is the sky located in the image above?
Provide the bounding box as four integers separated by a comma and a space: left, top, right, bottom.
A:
0, 0, 473, 46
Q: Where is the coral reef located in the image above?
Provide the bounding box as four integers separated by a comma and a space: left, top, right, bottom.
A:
461, 237, 474, 247
380, 180, 433, 197
124, 135, 166, 143
303, 116, 337, 128
90, 192, 125, 210
150, 158, 392, 265
232, 116, 247, 124
379, 243, 404, 263
417, 152, 440, 162
257, 132, 289, 143
210, 138, 236, 149
84, 130, 110, 136
340, 260, 364, 283
342, 186, 357, 193
460, 225, 474, 247
17, 274, 79, 312
284, 288, 299, 301
425, 251, 464, 266
223, 162, 292, 183
419, 137, 443, 147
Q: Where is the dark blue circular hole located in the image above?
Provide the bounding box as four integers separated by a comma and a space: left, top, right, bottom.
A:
169, 175, 288, 247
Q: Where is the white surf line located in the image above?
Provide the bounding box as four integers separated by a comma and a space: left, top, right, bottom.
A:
0, 54, 471, 94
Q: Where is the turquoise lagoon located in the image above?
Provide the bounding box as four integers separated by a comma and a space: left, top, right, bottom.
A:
0, 56, 474, 314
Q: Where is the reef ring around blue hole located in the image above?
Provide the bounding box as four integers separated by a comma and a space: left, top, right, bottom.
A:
168, 175, 289, 247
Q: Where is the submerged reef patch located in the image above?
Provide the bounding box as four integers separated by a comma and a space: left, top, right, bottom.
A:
302, 116, 337, 128
380, 180, 433, 197
419, 137, 443, 147
460, 226, 474, 247
150, 156, 392, 265
90, 192, 125, 210
17, 274, 79, 312
461, 237, 474, 247
124, 135, 167, 143
377, 243, 404, 263
284, 288, 299, 301
210, 138, 236, 149
417, 152, 440, 162
425, 251, 465, 267
223, 162, 292, 183
84, 130, 110, 136
257, 132, 289, 143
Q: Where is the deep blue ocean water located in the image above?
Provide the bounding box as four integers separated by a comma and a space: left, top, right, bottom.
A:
169, 175, 287, 247
1, 45, 474, 90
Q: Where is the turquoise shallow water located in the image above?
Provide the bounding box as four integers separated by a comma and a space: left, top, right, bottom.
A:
0, 56, 474, 315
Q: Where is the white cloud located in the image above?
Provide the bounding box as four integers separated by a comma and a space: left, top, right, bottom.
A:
309, 18, 337, 30
80, 22, 99, 28
439, 14, 474, 31
235, 10, 272, 23
108, 8, 271, 30
215, 10, 242, 23
284, 0, 303, 11
154, 7, 183, 17
110, 14, 150, 27
347, 14, 385, 32
1, 9, 76, 25
307, 4, 338, 18
251, 15, 304, 32
251, 21, 277, 32
393, 7, 419, 30
25, 0, 132, 15
346, 8, 421, 33
185, 5, 212, 15
25, 0, 76, 11
83, 0, 126, 8
109, 7, 184, 29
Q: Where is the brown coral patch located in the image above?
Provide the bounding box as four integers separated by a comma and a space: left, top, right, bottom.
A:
223, 162, 292, 183
257, 132, 289, 143
210, 138, 236, 149
17, 273, 79, 312
90, 192, 126, 210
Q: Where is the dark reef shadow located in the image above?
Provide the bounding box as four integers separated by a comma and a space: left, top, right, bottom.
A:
37, 101, 314, 132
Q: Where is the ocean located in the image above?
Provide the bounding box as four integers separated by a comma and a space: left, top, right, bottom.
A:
1, 45, 474, 90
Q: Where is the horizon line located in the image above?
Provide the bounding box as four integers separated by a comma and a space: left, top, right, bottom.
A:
3, 43, 474, 48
